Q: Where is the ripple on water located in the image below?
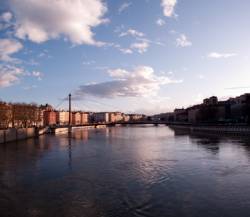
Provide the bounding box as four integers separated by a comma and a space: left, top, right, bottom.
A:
122, 191, 154, 217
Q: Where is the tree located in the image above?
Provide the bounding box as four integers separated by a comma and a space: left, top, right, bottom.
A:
0, 102, 12, 128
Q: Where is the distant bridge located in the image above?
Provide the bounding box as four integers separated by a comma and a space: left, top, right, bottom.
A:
48, 121, 176, 133
47, 121, 250, 135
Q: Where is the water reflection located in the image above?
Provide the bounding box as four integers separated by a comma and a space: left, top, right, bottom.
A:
170, 127, 250, 156
68, 136, 72, 169
1, 126, 250, 217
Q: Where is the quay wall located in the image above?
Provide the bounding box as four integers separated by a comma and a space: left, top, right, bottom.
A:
17, 128, 27, 140
53, 125, 107, 134
0, 130, 4, 143
5, 129, 17, 143
0, 127, 49, 144
169, 124, 250, 135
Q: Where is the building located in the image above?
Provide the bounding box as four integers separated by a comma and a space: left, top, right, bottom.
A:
56, 111, 70, 125
123, 114, 130, 122
39, 104, 54, 127
81, 112, 89, 124
230, 93, 250, 123
187, 105, 201, 123
174, 108, 188, 122
44, 110, 57, 126
185, 94, 250, 124
93, 112, 110, 123
109, 112, 124, 123
129, 114, 145, 121
203, 96, 218, 105
72, 112, 81, 125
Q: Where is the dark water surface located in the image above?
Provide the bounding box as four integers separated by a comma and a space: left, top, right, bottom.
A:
1, 126, 250, 217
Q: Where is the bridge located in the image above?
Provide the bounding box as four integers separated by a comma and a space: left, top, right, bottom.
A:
48, 121, 175, 134
50, 120, 171, 129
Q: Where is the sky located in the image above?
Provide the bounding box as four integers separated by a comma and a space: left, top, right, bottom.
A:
0, 0, 250, 114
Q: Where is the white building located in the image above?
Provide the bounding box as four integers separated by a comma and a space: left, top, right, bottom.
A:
56, 111, 69, 125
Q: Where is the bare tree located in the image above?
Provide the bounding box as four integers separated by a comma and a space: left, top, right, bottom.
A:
0, 102, 12, 129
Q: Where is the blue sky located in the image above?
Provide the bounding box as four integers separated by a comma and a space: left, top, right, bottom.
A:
0, 0, 250, 114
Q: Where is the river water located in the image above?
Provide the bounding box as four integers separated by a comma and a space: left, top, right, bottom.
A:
1, 126, 250, 217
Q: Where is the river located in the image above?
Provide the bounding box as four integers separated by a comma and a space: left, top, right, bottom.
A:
1, 126, 250, 217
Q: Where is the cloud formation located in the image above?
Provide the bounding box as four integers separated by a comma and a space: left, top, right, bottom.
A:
0, 38, 23, 62
118, 39, 150, 54
0, 12, 13, 23
176, 34, 192, 47
207, 52, 238, 59
119, 48, 133, 54
74, 66, 182, 98
161, 0, 177, 17
130, 41, 149, 53
118, 2, 132, 13
156, 18, 166, 26
119, 28, 145, 38
9, 0, 107, 45
32, 71, 43, 80
0, 64, 24, 87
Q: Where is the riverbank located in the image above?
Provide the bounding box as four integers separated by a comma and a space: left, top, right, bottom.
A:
52, 125, 107, 134
0, 127, 49, 144
0, 125, 108, 144
1, 123, 249, 144
168, 123, 250, 135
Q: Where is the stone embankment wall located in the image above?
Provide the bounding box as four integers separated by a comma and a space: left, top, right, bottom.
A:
0, 127, 49, 144
170, 124, 250, 135
53, 125, 107, 134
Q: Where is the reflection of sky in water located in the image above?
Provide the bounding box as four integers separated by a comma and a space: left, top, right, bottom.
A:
1, 126, 250, 217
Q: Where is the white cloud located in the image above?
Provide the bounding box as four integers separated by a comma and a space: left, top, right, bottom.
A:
118, 2, 132, 13
156, 18, 166, 26
207, 52, 238, 59
176, 34, 192, 47
74, 66, 182, 98
117, 28, 164, 54
37, 49, 52, 58
117, 37, 164, 55
9, 0, 108, 45
32, 71, 43, 80
0, 12, 14, 31
0, 12, 13, 23
0, 64, 24, 87
0, 39, 23, 62
107, 68, 129, 78
0, 64, 43, 88
119, 28, 145, 37
119, 48, 133, 54
161, 0, 177, 17
130, 41, 149, 53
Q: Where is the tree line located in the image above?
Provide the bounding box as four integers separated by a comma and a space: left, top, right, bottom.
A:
0, 101, 42, 129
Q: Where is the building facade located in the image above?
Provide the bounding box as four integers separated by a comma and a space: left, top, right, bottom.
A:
109, 112, 124, 123
56, 111, 70, 126
81, 112, 89, 124
93, 112, 110, 123
72, 112, 81, 125
44, 110, 57, 126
